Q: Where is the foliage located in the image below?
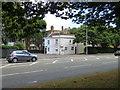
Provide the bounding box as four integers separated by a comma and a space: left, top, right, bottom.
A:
1, 45, 18, 49
84, 47, 98, 54
2, 2, 47, 42
71, 25, 120, 48
14, 42, 25, 50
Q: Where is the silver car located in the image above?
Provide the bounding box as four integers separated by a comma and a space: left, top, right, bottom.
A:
6, 50, 38, 63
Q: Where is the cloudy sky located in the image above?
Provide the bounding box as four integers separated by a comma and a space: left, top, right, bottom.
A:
43, 13, 82, 31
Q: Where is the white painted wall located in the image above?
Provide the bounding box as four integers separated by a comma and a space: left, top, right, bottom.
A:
44, 35, 76, 55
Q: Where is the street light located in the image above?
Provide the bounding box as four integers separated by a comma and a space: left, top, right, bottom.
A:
85, 14, 88, 55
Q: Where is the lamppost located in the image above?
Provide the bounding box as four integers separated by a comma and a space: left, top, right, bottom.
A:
85, 15, 88, 55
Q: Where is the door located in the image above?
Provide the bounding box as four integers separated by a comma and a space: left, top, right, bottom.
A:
23, 51, 32, 61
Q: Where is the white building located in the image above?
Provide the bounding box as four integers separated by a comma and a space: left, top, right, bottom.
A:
44, 32, 76, 55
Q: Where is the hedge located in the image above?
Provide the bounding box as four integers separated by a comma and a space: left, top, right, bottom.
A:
84, 47, 118, 54
84, 47, 98, 54
0, 45, 18, 49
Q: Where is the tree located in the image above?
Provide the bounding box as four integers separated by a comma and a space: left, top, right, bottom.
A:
2, 2, 47, 42
30, 29, 46, 50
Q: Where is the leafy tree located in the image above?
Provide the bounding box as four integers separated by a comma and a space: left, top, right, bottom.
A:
29, 29, 46, 50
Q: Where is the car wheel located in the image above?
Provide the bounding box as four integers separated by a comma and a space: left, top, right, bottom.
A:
12, 58, 18, 63
8, 61, 12, 63
31, 57, 37, 62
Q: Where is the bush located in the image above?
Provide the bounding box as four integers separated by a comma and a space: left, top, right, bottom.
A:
84, 47, 98, 54
1, 45, 18, 49
14, 42, 25, 50
96, 47, 114, 53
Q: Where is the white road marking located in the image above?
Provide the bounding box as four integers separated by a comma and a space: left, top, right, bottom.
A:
102, 61, 117, 64
84, 58, 88, 61
114, 57, 118, 58
96, 58, 100, 60
71, 59, 74, 62
1, 69, 47, 77
65, 64, 91, 69
0, 64, 11, 69
52, 60, 58, 64
30, 81, 37, 84
106, 57, 110, 58
5, 65, 29, 68
30, 62, 38, 65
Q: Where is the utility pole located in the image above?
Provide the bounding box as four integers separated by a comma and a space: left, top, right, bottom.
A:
59, 31, 60, 55
85, 14, 88, 55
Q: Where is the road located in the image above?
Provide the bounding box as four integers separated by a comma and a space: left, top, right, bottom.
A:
0, 54, 119, 88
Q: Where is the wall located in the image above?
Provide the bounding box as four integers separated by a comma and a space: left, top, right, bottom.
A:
45, 38, 75, 55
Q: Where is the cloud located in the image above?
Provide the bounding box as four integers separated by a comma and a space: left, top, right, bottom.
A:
44, 13, 81, 31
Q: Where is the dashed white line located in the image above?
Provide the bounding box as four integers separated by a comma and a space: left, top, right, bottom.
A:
96, 58, 100, 60
1, 69, 47, 77
30, 62, 39, 65
65, 64, 91, 69
102, 61, 117, 64
84, 58, 88, 61
71, 59, 74, 62
52, 60, 58, 64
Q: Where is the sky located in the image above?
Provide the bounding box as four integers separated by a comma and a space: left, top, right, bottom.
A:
43, 13, 82, 31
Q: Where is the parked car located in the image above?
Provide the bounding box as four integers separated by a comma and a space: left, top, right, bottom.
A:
114, 50, 120, 56
6, 50, 38, 63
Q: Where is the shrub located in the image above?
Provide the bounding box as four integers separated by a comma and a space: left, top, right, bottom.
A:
96, 47, 114, 53
14, 42, 25, 50
1, 45, 18, 49
84, 47, 98, 54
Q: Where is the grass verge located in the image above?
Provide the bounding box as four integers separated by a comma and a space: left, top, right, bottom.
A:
24, 69, 119, 88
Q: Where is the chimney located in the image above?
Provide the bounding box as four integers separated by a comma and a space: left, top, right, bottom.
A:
51, 25, 54, 31
62, 26, 64, 31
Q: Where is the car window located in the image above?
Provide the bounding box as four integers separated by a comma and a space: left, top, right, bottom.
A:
23, 51, 29, 54
16, 51, 23, 54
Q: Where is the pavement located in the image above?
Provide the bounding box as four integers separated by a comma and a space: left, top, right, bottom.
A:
0, 54, 119, 88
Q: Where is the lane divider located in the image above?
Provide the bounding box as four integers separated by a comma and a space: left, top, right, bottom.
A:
52, 60, 58, 64
1, 69, 47, 77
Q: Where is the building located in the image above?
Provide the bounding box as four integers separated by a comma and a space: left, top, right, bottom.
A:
44, 32, 76, 55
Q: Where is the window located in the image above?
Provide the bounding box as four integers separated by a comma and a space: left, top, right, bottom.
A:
71, 47, 74, 50
48, 40, 50, 44
48, 47, 50, 52
56, 48, 58, 51
69, 40, 71, 43
56, 39, 58, 44
65, 47, 67, 50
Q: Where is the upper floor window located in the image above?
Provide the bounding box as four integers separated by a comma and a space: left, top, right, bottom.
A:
48, 40, 50, 44
65, 47, 67, 50
56, 39, 58, 44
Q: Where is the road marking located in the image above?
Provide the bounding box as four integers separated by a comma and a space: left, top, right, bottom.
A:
102, 61, 117, 64
84, 58, 88, 61
1, 69, 47, 77
52, 60, 58, 64
71, 59, 74, 62
114, 57, 118, 58
30, 81, 37, 84
65, 64, 91, 69
0, 64, 11, 69
96, 58, 100, 60
30, 62, 38, 65
106, 57, 110, 59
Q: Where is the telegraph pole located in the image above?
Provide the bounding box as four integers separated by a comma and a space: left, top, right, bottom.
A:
85, 14, 88, 55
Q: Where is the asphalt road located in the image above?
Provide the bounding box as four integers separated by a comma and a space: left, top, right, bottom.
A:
0, 54, 119, 88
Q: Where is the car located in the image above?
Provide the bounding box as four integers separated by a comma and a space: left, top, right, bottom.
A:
114, 50, 120, 56
6, 50, 38, 63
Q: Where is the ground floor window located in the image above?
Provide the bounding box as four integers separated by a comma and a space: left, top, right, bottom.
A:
65, 47, 67, 50
48, 47, 50, 52
71, 46, 74, 50
56, 48, 58, 51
